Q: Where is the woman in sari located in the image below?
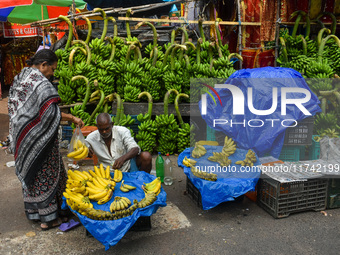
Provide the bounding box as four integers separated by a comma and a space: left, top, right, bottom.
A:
8, 49, 84, 230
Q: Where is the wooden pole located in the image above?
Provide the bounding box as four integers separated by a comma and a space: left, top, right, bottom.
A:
42, 5, 45, 49
274, 0, 281, 67
237, 0, 243, 68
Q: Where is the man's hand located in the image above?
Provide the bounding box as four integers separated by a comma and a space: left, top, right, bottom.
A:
112, 156, 126, 169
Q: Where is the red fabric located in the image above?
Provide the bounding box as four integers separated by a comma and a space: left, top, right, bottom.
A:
243, 0, 261, 48
0, 0, 32, 8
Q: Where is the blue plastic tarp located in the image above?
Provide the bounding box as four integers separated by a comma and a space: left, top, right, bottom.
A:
200, 67, 321, 158
178, 146, 261, 210
63, 171, 167, 250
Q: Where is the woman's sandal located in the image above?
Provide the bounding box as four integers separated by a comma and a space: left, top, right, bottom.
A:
40, 217, 68, 231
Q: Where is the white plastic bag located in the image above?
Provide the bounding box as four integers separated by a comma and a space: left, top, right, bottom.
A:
67, 127, 88, 161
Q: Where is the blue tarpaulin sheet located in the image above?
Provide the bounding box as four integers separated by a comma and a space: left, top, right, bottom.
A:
200, 67, 321, 158
178, 146, 261, 210
63, 171, 167, 250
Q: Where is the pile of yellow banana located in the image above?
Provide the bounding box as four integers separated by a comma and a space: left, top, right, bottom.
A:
137, 192, 158, 208
235, 149, 257, 167
190, 166, 218, 181
67, 139, 89, 161
142, 177, 162, 195
182, 156, 197, 167
191, 142, 207, 158
120, 180, 137, 192
208, 152, 232, 167
222, 136, 236, 156
113, 169, 123, 182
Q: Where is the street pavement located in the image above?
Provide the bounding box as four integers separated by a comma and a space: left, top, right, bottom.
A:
0, 91, 340, 255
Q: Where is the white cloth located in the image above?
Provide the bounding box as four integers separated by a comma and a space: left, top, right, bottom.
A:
85, 126, 140, 172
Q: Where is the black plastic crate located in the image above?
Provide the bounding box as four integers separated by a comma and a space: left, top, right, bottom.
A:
186, 177, 203, 208
130, 216, 152, 231
257, 178, 328, 218
327, 178, 340, 209
283, 117, 314, 146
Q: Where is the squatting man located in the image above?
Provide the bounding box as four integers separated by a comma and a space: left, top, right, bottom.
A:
85, 113, 152, 173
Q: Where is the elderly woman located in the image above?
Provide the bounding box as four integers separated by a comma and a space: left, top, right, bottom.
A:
8, 49, 83, 230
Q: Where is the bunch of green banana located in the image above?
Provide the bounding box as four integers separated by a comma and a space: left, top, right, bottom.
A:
235, 149, 257, 167
155, 115, 179, 155
57, 68, 76, 105
314, 112, 340, 135
174, 93, 191, 153
191, 142, 207, 158
190, 166, 217, 181
208, 152, 232, 167
119, 180, 136, 192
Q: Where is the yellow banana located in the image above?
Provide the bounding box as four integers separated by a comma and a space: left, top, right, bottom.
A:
98, 189, 113, 205
94, 165, 101, 177
73, 146, 89, 160
89, 189, 108, 201
99, 164, 106, 178
86, 181, 104, 190
93, 177, 107, 189
81, 171, 93, 181
113, 170, 123, 182
105, 165, 111, 179
68, 170, 84, 181
67, 145, 84, 158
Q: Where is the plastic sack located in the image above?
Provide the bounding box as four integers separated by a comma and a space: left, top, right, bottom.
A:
178, 146, 260, 210
320, 137, 340, 161
63, 171, 167, 250
67, 127, 89, 161
200, 67, 321, 158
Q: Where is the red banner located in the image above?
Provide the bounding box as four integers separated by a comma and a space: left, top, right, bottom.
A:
2, 22, 43, 38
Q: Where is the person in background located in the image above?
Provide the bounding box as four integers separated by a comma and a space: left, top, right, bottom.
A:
85, 113, 152, 173
8, 49, 84, 230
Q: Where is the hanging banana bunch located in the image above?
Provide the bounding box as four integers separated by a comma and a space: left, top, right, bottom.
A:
136, 92, 157, 152
155, 89, 179, 155
114, 98, 136, 137
174, 93, 192, 153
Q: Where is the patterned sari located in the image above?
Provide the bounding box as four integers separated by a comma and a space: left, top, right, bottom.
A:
8, 67, 67, 223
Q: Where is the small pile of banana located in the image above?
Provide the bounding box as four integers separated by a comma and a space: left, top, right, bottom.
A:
235, 149, 257, 167
120, 180, 137, 192
191, 142, 207, 158
190, 166, 217, 181
314, 128, 339, 142
110, 196, 131, 211
67, 139, 89, 161
142, 177, 162, 196
182, 156, 197, 167
222, 136, 236, 156
208, 152, 232, 167
89, 164, 111, 179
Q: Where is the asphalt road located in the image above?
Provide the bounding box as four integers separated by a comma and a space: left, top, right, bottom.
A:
0, 93, 340, 255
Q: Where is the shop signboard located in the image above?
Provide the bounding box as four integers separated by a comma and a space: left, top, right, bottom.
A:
2, 22, 43, 38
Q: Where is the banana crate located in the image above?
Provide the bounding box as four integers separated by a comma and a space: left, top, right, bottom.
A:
257, 177, 328, 218
283, 117, 314, 146
186, 177, 203, 208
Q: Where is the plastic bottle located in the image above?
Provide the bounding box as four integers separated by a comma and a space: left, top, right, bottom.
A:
164, 153, 173, 185
155, 152, 164, 183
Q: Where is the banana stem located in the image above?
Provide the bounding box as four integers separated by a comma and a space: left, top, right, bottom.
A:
198, 18, 206, 43
71, 40, 91, 65
184, 54, 191, 69
164, 89, 179, 115
104, 102, 108, 113
227, 53, 243, 62
317, 12, 337, 35
208, 42, 215, 63
321, 97, 327, 114
171, 45, 187, 71
279, 37, 288, 63
88, 90, 105, 125
75, 16, 92, 44
291, 13, 302, 38
163, 44, 177, 67
318, 35, 340, 62
170, 30, 176, 44
105, 37, 116, 61
176, 27, 189, 44
317, 28, 331, 48
215, 18, 223, 48
69, 47, 87, 68
71, 75, 90, 111
136, 21, 158, 48
196, 38, 202, 65
112, 93, 122, 123
126, 9, 132, 38
58, 15, 73, 50
126, 44, 136, 62
152, 47, 158, 66
93, 8, 107, 42
107, 16, 118, 37
175, 93, 189, 128
138, 92, 153, 118
134, 46, 142, 62
300, 36, 307, 55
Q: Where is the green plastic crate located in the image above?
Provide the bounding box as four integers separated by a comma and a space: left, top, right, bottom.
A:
278, 146, 304, 162
206, 125, 216, 141
309, 135, 321, 160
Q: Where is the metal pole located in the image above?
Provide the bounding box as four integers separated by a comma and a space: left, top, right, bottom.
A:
274, 0, 281, 67
237, 0, 242, 69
